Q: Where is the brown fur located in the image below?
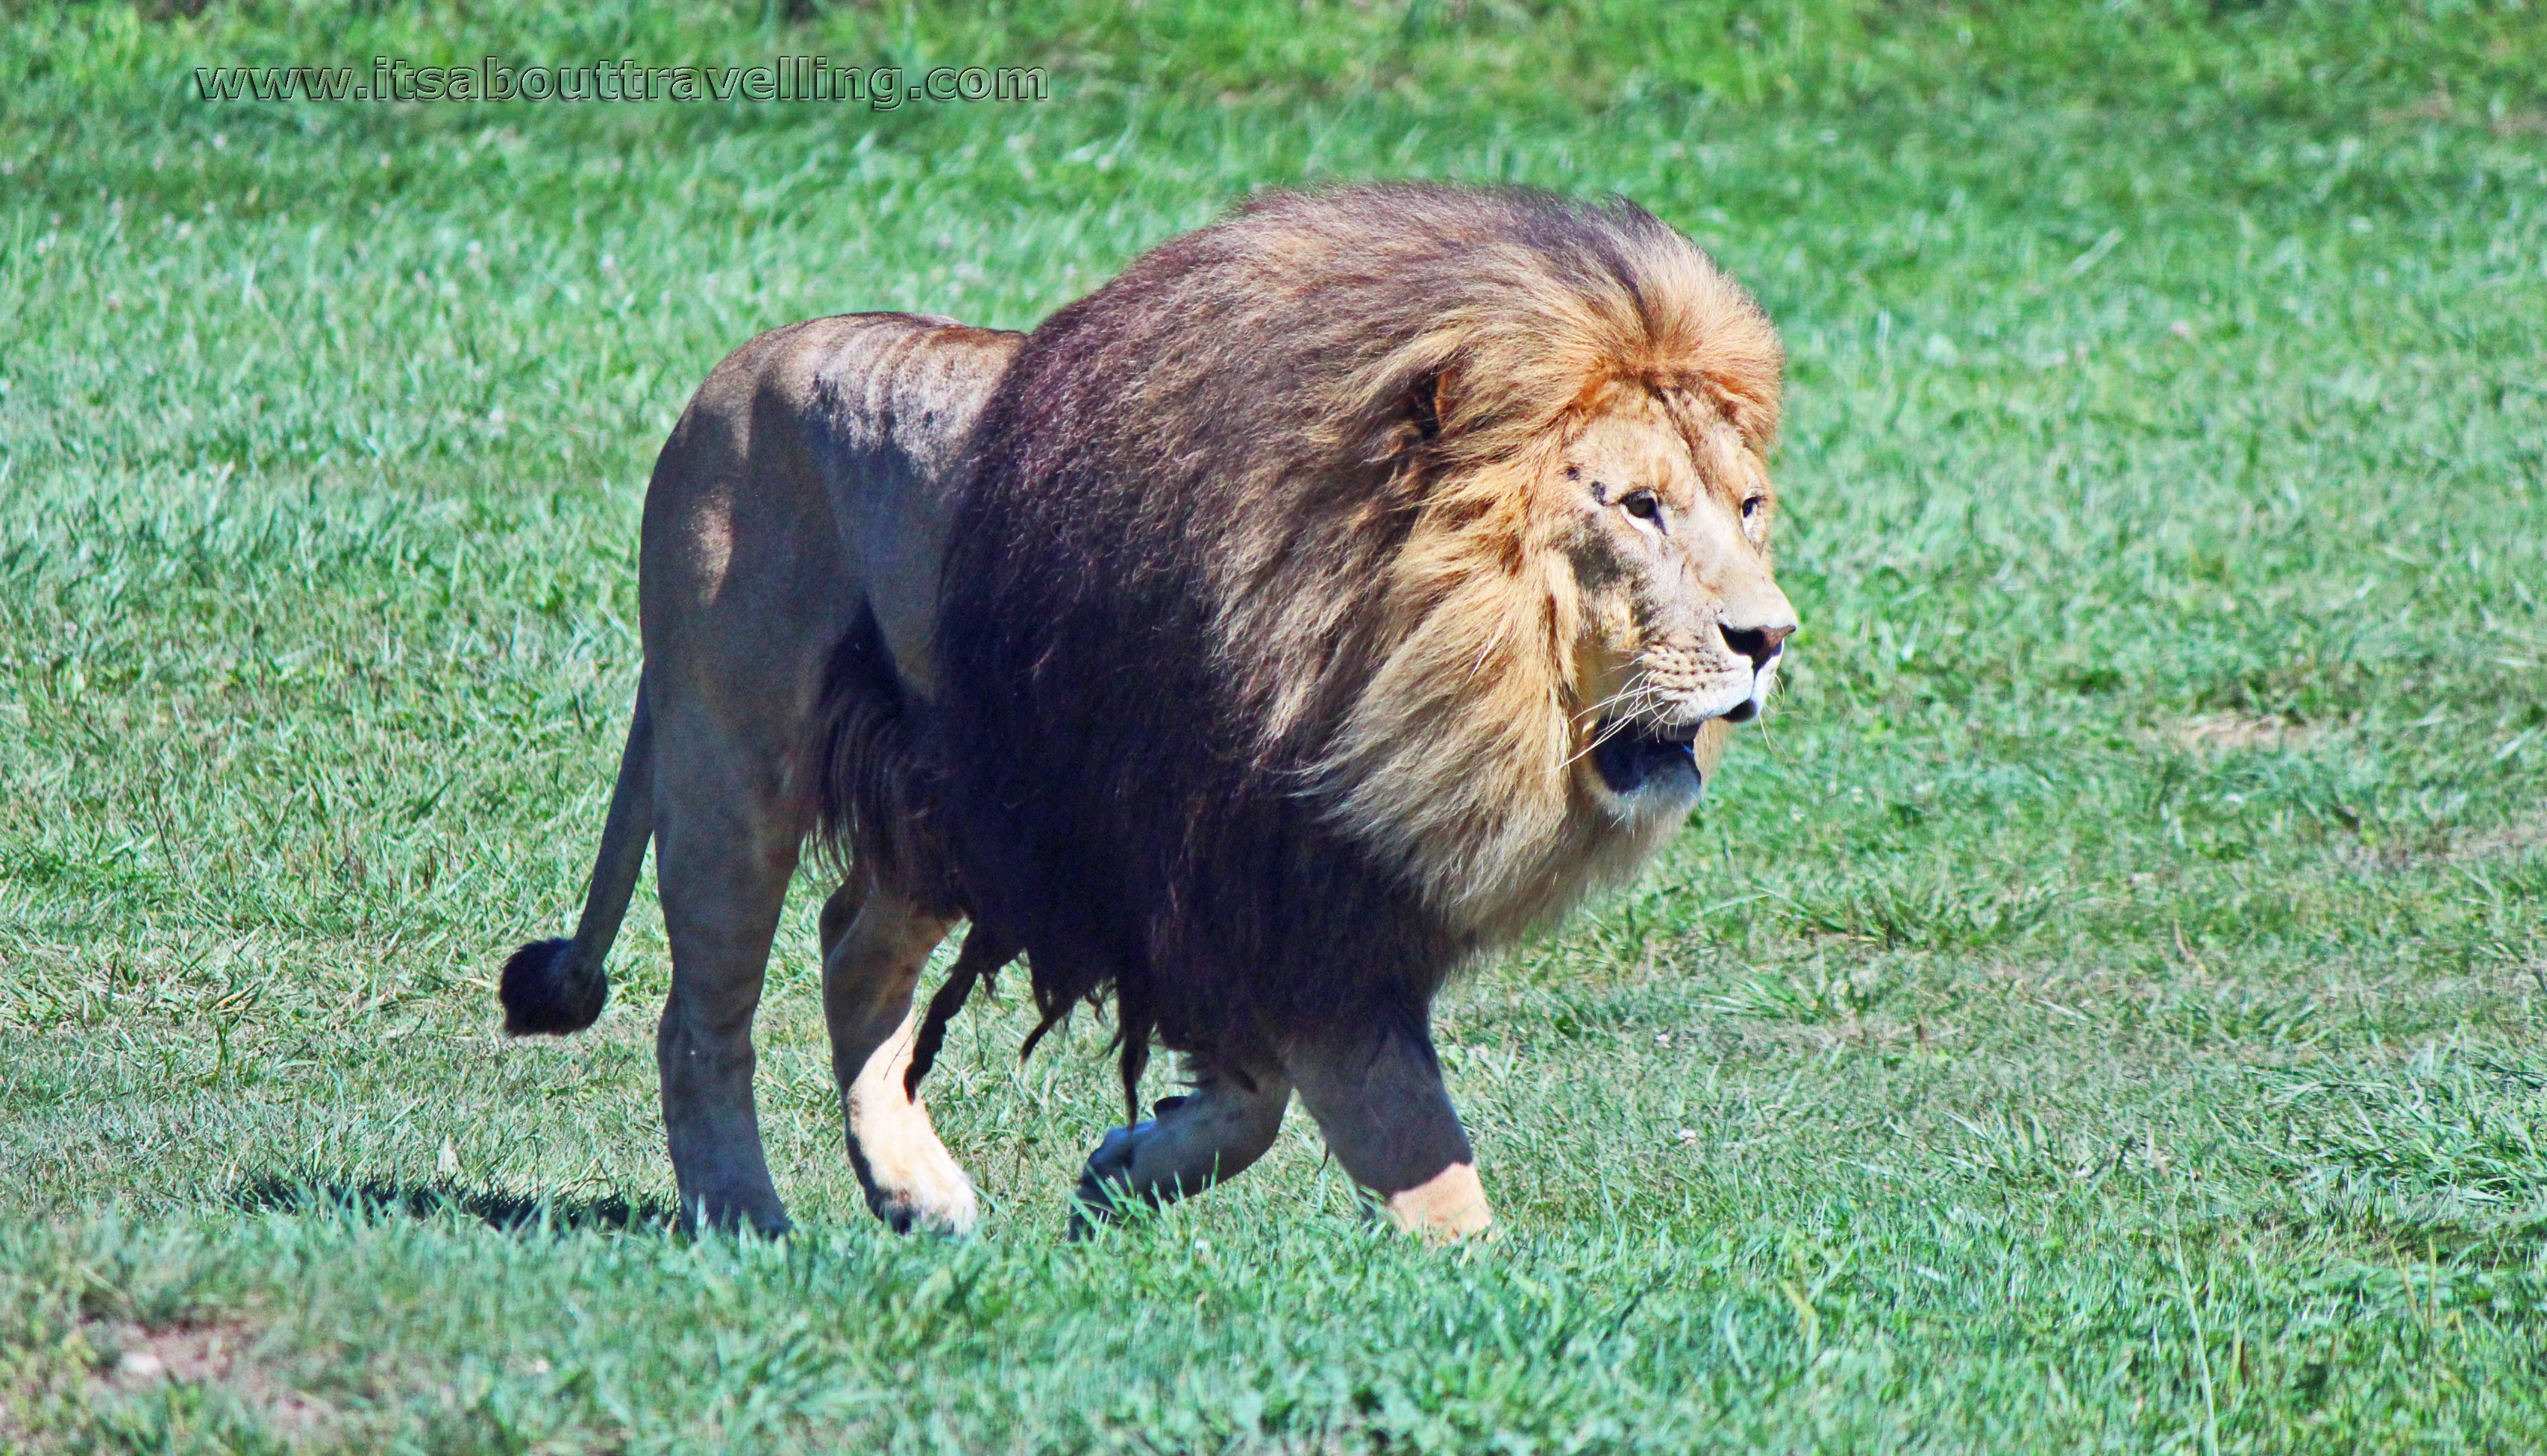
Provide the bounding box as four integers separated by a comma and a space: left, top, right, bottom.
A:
808, 605, 965, 922
498, 312, 1024, 1234
501, 186, 1791, 1237
915, 184, 1787, 1096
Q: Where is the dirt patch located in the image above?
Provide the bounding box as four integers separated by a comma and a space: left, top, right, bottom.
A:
91, 1317, 334, 1440
2341, 809, 2547, 872
2374, 91, 2547, 137
2451, 812, 2547, 865
2172, 713, 2317, 755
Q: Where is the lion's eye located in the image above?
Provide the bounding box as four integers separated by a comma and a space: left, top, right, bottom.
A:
1620, 490, 1661, 523
1741, 496, 1765, 520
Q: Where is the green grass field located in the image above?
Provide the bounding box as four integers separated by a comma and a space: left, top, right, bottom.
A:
4, 1, 2546, 1449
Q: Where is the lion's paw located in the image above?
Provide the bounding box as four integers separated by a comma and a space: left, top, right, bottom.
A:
1068, 1120, 1155, 1237
869, 1183, 976, 1237
849, 1116, 980, 1236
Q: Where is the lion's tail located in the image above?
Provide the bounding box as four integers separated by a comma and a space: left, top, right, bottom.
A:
500, 679, 655, 1036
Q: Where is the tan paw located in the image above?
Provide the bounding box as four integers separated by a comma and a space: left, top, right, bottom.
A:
1382, 1162, 1494, 1242
848, 1093, 978, 1234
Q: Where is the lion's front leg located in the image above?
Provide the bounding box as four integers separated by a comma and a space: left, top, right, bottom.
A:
818, 881, 977, 1233
1071, 1057, 1291, 1234
1283, 1017, 1493, 1240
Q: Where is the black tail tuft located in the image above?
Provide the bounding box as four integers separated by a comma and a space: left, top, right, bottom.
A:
499, 938, 608, 1036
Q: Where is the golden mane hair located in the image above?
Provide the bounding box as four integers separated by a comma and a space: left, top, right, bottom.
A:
883, 183, 1781, 1091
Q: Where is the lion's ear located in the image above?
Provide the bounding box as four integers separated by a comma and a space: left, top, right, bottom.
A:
1364, 362, 1473, 469
1407, 368, 1446, 444
1368, 366, 1454, 466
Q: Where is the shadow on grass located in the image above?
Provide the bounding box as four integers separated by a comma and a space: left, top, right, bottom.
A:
231, 1173, 676, 1235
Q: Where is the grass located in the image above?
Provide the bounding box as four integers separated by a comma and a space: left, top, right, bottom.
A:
3, 1, 2545, 1449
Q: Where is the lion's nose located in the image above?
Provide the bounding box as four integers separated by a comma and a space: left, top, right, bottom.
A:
1720, 620, 1792, 671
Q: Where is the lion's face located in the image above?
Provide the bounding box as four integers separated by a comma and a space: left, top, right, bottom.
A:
1553, 386, 1796, 818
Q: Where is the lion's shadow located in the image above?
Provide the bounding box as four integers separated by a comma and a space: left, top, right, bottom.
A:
231, 1173, 675, 1235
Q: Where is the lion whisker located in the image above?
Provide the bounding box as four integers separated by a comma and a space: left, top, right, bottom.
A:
1564, 684, 1671, 770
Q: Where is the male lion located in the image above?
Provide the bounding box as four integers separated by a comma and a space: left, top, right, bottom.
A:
500, 184, 1796, 1240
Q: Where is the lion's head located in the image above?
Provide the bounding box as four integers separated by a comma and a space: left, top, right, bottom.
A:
1557, 380, 1795, 809
1271, 188, 1796, 941
939, 183, 1794, 1052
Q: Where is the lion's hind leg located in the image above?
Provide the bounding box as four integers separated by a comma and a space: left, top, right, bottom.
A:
819, 880, 979, 1233
1071, 1057, 1292, 1235
651, 750, 805, 1237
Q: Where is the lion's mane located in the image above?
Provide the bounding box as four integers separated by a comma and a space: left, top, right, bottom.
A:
877, 184, 1781, 1091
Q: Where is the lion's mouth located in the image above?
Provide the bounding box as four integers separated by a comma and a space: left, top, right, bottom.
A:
1591, 719, 1705, 797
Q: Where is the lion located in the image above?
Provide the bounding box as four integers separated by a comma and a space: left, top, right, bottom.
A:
498, 183, 1796, 1240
